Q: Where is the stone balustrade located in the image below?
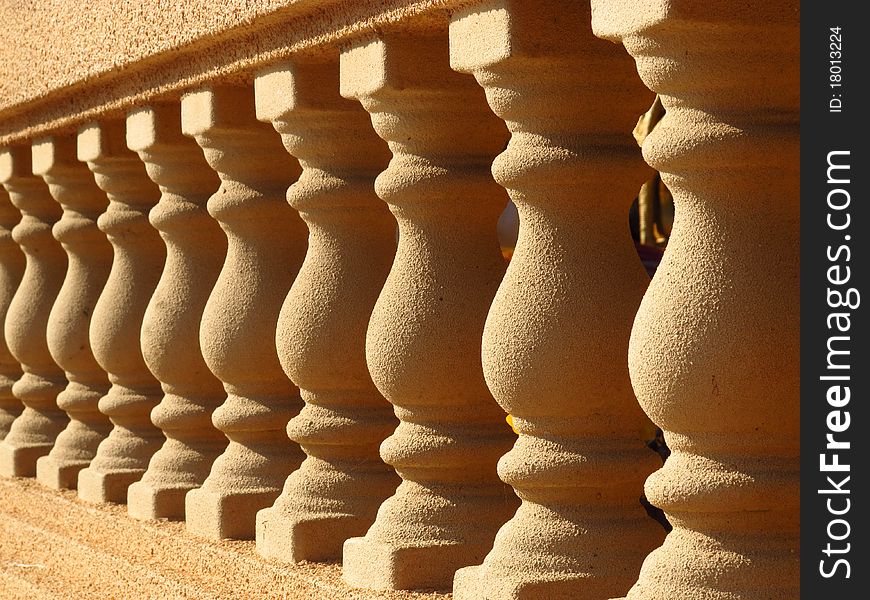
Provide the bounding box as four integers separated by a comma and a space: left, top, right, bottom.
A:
181, 85, 308, 540
594, 1, 800, 598
33, 135, 113, 490
0, 1, 799, 598
449, 1, 664, 597
254, 59, 400, 563
76, 120, 166, 504
339, 29, 518, 590
0, 182, 24, 439
0, 146, 67, 477
126, 102, 228, 520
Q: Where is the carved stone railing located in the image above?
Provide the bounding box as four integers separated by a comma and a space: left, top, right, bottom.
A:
340, 29, 518, 591
126, 102, 228, 520
181, 85, 307, 540
0, 146, 67, 477
0, 184, 24, 439
33, 135, 113, 490
0, 1, 799, 598
594, 1, 800, 598
76, 120, 166, 504
254, 59, 400, 563
449, 1, 664, 597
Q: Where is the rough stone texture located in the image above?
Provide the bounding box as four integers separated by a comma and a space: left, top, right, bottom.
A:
0, 187, 24, 439
593, 1, 800, 598
340, 30, 519, 591
447, 2, 665, 598
0, 476, 451, 600
0, 1, 472, 146
126, 103, 229, 521
0, 0, 303, 111
182, 85, 308, 540
254, 60, 400, 563
32, 136, 113, 490
76, 120, 166, 504
0, 146, 68, 477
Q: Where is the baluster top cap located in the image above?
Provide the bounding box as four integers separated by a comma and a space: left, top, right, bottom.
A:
78, 120, 134, 163
0, 145, 32, 184
255, 62, 339, 121
31, 135, 79, 177
127, 104, 188, 153
181, 85, 260, 137
340, 33, 459, 100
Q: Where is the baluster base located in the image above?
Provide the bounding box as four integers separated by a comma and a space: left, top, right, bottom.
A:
612, 526, 800, 600
455, 566, 587, 600
78, 468, 145, 504
258, 510, 371, 564
186, 487, 282, 540
36, 418, 111, 489
0, 444, 52, 477
128, 484, 190, 521
127, 439, 226, 520
453, 502, 662, 600
343, 537, 493, 592
183, 433, 304, 539
342, 482, 516, 591
256, 456, 398, 563
0, 408, 67, 477
76, 424, 163, 503
35, 459, 85, 489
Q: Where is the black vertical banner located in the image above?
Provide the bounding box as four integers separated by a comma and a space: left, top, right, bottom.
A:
802, 1, 869, 597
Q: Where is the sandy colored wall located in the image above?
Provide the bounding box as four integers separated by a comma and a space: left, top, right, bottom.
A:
0, 0, 461, 145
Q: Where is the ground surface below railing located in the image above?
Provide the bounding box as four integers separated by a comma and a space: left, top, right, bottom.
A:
0, 478, 450, 599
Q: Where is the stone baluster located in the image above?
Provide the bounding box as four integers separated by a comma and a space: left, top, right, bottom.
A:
0, 146, 67, 476
0, 187, 24, 439
126, 103, 228, 520
253, 60, 399, 562
340, 32, 518, 591
32, 136, 113, 490
76, 121, 166, 503
447, 1, 666, 597
181, 85, 307, 540
594, 2, 800, 598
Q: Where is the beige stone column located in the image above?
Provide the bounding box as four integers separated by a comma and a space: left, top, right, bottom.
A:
126, 103, 228, 520
448, 1, 666, 597
182, 85, 307, 540
0, 187, 24, 439
253, 60, 399, 563
339, 32, 518, 591
0, 146, 67, 476
32, 136, 113, 490
594, 2, 800, 598
76, 121, 166, 503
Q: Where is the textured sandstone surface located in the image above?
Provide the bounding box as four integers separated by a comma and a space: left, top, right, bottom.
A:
127, 102, 228, 521
340, 29, 519, 592
0, 477, 450, 600
0, 0, 468, 145
33, 135, 113, 490
255, 60, 400, 564
0, 147, 68, 477
449, 1, 664, 598
594, 0, 800, 598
